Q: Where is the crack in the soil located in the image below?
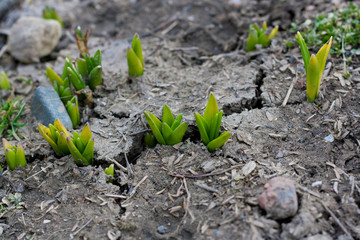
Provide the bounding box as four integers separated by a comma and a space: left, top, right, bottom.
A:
223, 69, 265, 115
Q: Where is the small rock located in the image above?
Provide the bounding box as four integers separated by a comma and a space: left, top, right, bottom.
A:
258, 176, 298, 220
324, 134, 334, 143
201, 159, 217, 173
7, 17, 61, 63
157, 225, 168, 234
31, 86, 72, 129
305, 234, 332, 240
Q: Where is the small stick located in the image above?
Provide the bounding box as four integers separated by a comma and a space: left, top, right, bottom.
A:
0, 44, 7, 59
104, 193, 127, 199
123, 175, 148, 203
72, 218, 93, 237
25, 164, 52, 181
193, 182, 218, 193
171, 163, 244, 178
108, 158, 127, 172
282, 70, 298, 107
124, 153, 133, 176
319, 200, 354, 240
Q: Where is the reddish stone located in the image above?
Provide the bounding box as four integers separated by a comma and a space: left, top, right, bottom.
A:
258, 176, 298, 219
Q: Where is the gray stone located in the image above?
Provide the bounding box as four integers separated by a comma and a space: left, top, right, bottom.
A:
7, 17, 61, 63
157, 225, 168, 234
31, 86, 72, 129
258, 176, 298, 220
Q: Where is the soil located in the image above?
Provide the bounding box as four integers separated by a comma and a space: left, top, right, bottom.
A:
0, 0, 359, 239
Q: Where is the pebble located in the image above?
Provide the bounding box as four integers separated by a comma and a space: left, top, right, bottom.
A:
157, 225, 168, 234
7, 17, 61, 63
31, 86, 72, 129
258, 176, 298, 220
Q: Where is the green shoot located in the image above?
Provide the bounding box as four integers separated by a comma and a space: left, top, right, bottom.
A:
246, 22, 278, 52
76, 50, 102, 91
66, 96, 80, 128
104, 164, 114, 183
194, 93, 231, 152
66, 124, 94, 165
0, 97, 26, 141
42, 6, 64, 27
127, 33, 144, 77
0, 72, 11, 90
104, 164, 114, 176
297, 32, 332, 103
2, 138, 26, 170
38, 119, 71, 156
144, 133, 157, 148
144, 105, 188, 146
46, 67, 73, 104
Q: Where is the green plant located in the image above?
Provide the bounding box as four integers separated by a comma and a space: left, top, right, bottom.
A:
2, 138, 26, 170
0, 72, 11, 90
104, 164, 114, 176
104, 163, 114, 183
76, 50, 102, 91
297, 32, 332, 103
246, 22, 278, 52
66, 96, 80, 128
144, 105, 188, 146
144, 133, 157, 148
0, 97, 26, 141
294, 3, 360, 55
0, 193, 23, 217
66, 124, 94, 165
46, 67, 73, 104
38, 119, 70, 156
42, 5, 64, 27
194, 93, 231, 152
63, 51, 102, 91
127, 33, 144, 77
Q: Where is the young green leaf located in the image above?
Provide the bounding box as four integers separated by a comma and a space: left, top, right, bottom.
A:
207, 131, 231, 153
144, 112, 166, 145
162, 105, 174, 127
167, 123, 188, 145
296, 32, 310, 71
105, 164, 114, 176
171, 114, 183, 131
88, 66, 102, 91
127, 47, 144, 77
194, 113, 210, 145
144, 133, 157, 148
306, 55, 320, 103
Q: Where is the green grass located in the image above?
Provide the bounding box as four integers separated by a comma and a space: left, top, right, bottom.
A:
0, 97, 26, 141
291, 3, 360, 55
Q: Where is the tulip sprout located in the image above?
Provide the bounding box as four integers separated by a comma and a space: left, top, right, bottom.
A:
66, 124, 94, 165
2, 139, 26, 170
0, 72, 11, 90
246, 22, 278, 52
144, 105, 188, 146
194, 93, 231, 152
297, 32, 333, 103
127, 33, 144, 77
38, 119, 70, 156
104, 164, 114, 183
66, 96, 80, 128
46, 67, 72, 104
75, 50, 103, 91
42, 6, 64, 27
